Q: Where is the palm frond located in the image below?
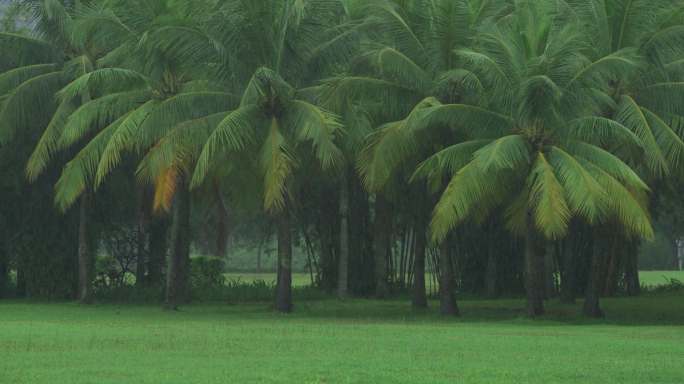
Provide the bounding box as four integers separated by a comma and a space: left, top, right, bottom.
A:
473, 135, 530, 172
26, 97, 79, 181
548, 146, 606, 224
0, 64, 58, 96
261, 117, 295, 213
94, 100, 158, 187
57, 68, 149, 101
288, 100, 343, 170
614, 95, 668, 176
191, 105, 262, 189
528, 152, 570, 239
54, 116, 125, 211
0, 71, 63, 144
58, 90, 151, 150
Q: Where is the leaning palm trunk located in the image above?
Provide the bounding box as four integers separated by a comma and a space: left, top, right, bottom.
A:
337, 170, 350, 299
165, 182, 191, 310
78, 192, 93, 304
525, 224, 545, 317
373, 195, 391, 298
275, 204, 293, 313
439, 240, 459, 315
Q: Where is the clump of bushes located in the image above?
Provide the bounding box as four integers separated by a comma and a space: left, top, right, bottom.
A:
190, 256, 226, 290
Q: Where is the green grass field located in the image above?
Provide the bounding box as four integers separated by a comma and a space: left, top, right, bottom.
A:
1, 293, 683, 384
639, 270, 684, 287
225, 270, 684, 289
224, 272, 313, 287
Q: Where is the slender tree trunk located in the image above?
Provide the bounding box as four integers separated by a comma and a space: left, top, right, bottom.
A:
412, 224, 428, 309
348, 175, 374, 295
337, 170, 349, 298
525, 226, 545, 317
215, 186, 230, 260
317, 202, 337, 292
603, 241, 619, 297
544, 251, 557, 299
16, 264, 26, 298
135, 188, 149, 287
583, 243, 604, 318
439, 240, 459, 316
485, 247, 498, 298
275, 206, 293, 313
0, 245, 7, 299
165, 183, 191, 310
373, 195, 391, 298
558, 241, 576, 304
624, 244, 641, 296
147, 215, 168, 287
78, 192, 94, 304
256, 233, 265, 274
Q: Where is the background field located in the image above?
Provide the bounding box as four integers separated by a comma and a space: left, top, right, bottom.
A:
1, 293, 683, 384
225, 270, 684, 289
639, 271, 684, 287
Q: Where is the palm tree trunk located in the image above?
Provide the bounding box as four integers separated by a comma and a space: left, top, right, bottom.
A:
558, 240, 576, 304
525, 226, 545, 317
544, 252, 557, 299
0, 245, 7, 299
135, 188, 149, 287
215, 185, 230, 259
373, 195, 391, 298
485, 247, 498, 298
412, 226, 428, 309
165, 183, 191, 310
78, 192, 93, 304
439, 239, 459, 316
337, 170, 349, 299
275, 205, 293, 313
624, 243, 641, 296
583, 243, 604, 318
603, 240, 620, 297
147, 215, 168, 287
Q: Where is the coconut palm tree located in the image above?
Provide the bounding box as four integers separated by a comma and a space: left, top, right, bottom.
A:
565, 0, 684, 309
185, 0, 352, 313
355, 1, 656, 317
0, 0, 123, 303
324, 0, 511, 311
18, 0, 233, 308
192, 67, 343, 312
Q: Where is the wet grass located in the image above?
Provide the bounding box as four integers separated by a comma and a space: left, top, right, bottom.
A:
1, 292, 683, 383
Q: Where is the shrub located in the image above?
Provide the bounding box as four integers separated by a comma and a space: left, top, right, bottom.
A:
190, 256, 226, 291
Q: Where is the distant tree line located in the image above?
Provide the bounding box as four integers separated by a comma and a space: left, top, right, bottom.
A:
1, 0, 684, 317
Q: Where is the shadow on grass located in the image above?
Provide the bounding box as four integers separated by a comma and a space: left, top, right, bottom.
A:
170, 290, 684, 327
2, 291, 682, 327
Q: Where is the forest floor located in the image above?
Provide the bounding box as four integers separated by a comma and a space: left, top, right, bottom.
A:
1, 291, 683, 383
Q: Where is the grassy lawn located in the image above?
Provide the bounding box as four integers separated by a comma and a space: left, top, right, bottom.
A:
640, 271, 684, 287
224, 272, 312, 287
224, 271, 684, 289
1, 294, 683, 383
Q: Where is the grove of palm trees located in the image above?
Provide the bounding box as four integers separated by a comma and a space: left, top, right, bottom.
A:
1, 0, 684, 383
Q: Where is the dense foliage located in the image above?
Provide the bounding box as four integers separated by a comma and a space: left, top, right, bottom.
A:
1, 0, 684, 317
